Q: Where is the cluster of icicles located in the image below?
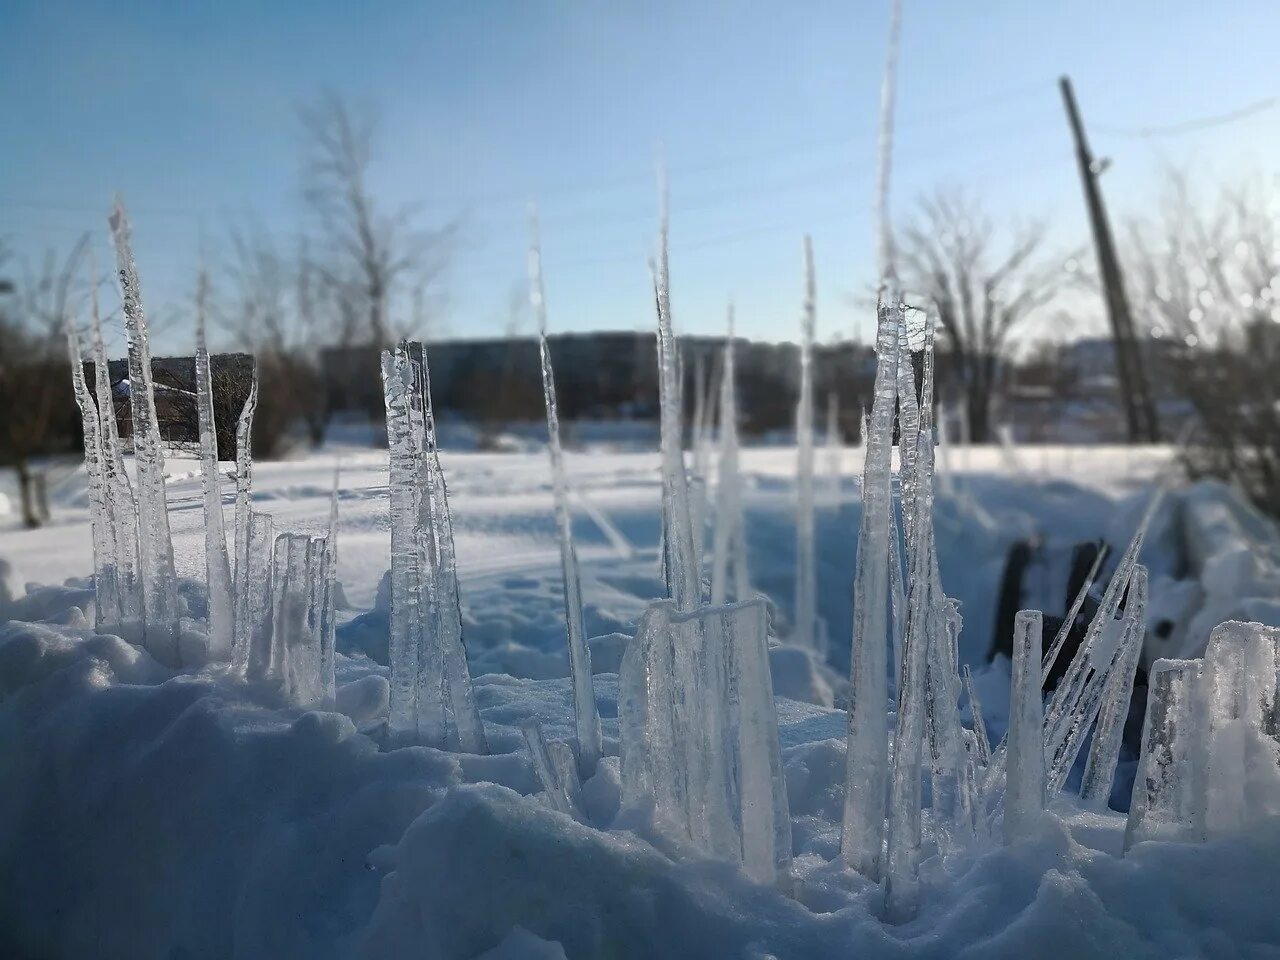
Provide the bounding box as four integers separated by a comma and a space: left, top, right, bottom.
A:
72, 202, 1280, 925
68, 201, 338, 706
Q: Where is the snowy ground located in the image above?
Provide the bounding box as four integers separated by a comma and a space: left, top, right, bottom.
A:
4, 442, 1280, 958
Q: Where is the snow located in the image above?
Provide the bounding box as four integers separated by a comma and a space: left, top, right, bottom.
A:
3, 431, 1280, 956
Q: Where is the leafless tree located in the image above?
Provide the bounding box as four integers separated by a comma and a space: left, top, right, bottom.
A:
897, 188, 1068, 442
1128, 170, 1280, 513
300, 92, 453, 347
0, 237, 87, 527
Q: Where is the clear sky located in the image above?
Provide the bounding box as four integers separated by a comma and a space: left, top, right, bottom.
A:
2, 0, 1276, 351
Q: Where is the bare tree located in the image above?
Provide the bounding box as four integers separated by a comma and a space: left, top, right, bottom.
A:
0, 238, 87, 527
897, 188, 1067, 442
300, 92, 453, 347
1128, 170, 1280, 513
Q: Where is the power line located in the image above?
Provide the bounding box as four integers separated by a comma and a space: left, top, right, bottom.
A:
1093, 95, 1277, 139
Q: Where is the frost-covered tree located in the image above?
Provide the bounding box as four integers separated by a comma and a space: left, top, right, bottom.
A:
0, 238, 87, 527
1128, 170, 1280, 515
897, 188, 1066, 442
300, 92, 454, 348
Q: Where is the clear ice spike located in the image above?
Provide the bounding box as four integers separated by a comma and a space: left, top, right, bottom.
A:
839, 299, 900, 879
243, 511, 276, 680
652, 179, 700, 611
66, 316, 120, 628
109, 199, 179, 664
232, 367, 259, 675
1079, 565, 1148, 809
962, 664, 992, 767
194, 273, 234, 661
1005, 609, 1045, 843
529, 210, 601, 775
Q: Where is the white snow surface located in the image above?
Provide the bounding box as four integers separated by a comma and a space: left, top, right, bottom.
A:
2, 444, 1279, 958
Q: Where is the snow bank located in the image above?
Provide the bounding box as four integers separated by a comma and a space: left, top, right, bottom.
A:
4, 609, 1279, 959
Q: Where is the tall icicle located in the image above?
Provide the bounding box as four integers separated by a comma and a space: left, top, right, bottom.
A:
231, 368, 259, 675
382, 348, 425, 745
711, 305, 750, 605
109, 199, 179, 664
884, 320, 948, 921
66, 316, 119, 627
1005, 610, 1045, 842
89, 281, 141, 625
1079, 564, 1148, 809
794, 236, 820, 654
528, 208, 601, 775
839, 298, 900, 878
653, 175, 700, 610
194, 271, 234, 660
963, 665, 992, 767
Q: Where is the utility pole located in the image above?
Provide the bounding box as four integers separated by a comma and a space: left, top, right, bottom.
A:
1059, 75, 1160, 443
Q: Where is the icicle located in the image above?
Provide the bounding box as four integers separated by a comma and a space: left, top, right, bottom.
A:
271, 533, 327, 705
243, 511, 276, 680
1124, 658, 1208, 849
89, 282, 141, 626
194, 271, 234, 661
1079, 565, 1148, 809
520, 719, 584, 820
619, 597, 791, 886
109, 199, 179, 663
232, 367, 259, 676
962, 664, 992, 767
652, 175, 700, 611
528, 208, 601, 776
1005, 609, 1045, 843
1043, 489, 1165, 786
884, 329, 942, 920
710, 305, 750, 606
66, 315, 119, 627
839, 299, 900, 879
382, 348, 426, 745
794, 236, 820, 655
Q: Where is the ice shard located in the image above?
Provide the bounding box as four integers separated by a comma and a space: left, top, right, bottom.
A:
619, 597, 791, 885
794, 236, 820, 655
382, 342, 487, 753
243, 511, 276, 680
1125, 658, 1208, 849
1005, 609, 1045, 843
520, 719, 584, 820
528, 210, 601, 775
66, 316, 119, 627
1079, 565, 1148, 809
710, 307, 750, 605
1041, 545, 1107, 682
109, 199, 179, 664
962, 664, 992, 768
271, 533, 327, 706
89, 284, 142, 626
885, 333, 949, 920
1201, 620, 1280, 833
232, 367, 259, 675
1043, 490, 1164, 789
382, 348, 427, 745
194, 272, 234, 661
652, 180, 700, 611
839, 298, 900, 879
318, 467, 340, 705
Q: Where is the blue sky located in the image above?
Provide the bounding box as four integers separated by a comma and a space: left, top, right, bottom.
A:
2, 0, 1276, 351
